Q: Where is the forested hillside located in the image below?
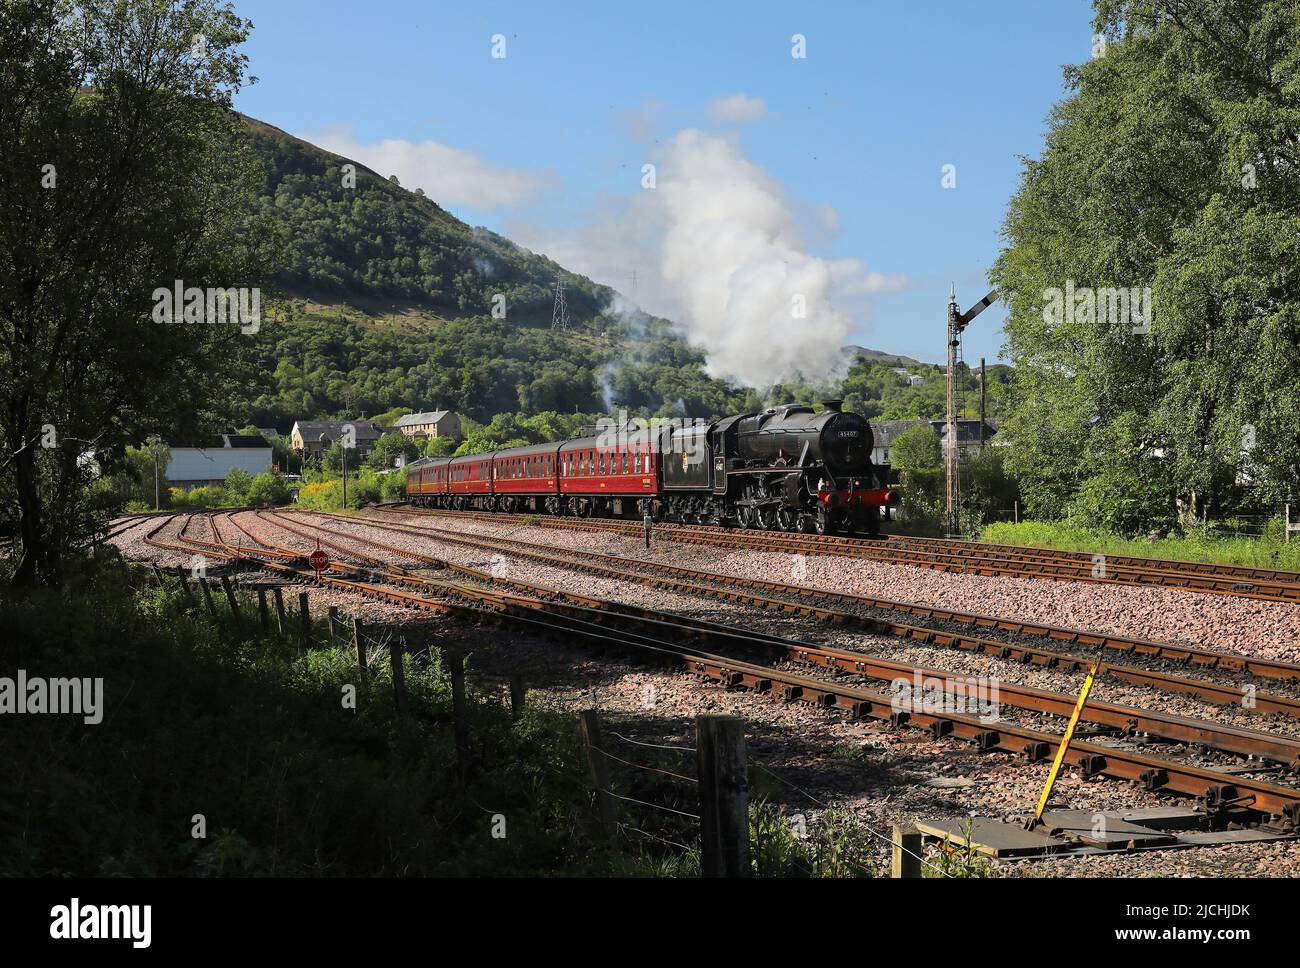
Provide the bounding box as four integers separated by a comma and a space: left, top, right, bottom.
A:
236, 117, 1003, 431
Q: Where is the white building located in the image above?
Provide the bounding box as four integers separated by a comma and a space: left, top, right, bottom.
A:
166, 434, 272, 488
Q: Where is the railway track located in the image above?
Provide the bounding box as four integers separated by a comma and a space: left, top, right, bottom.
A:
151, 509, 1300, 832
387, 505, 1300, 604
349, 508, 1300, 696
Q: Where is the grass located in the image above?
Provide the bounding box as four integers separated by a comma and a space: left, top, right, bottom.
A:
978, 520, 1300, 572
0, 555, 611, 876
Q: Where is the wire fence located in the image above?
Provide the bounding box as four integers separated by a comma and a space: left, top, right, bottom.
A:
585, 710, 949, 878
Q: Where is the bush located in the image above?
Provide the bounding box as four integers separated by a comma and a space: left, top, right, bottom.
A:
245, 471, 289, 506
0, 563, 610, 876
185, 485, 228, 509
223, 466, 253, 503
889, 425, 941, 471
379, 470, 409, 502
1070, 462, 1176, 537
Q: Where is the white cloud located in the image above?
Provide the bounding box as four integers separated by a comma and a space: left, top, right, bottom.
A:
299, 124, 556, 211
514, 128, 906, 387
706, 93, 770, 124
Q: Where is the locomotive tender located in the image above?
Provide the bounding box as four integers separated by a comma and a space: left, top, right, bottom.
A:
406, 400, 898, 535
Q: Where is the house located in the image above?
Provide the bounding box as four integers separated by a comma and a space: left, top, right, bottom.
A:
908, 375, 925, 387
166, 434, 272, 489
290, 420, 388, 461
870, 419, 928, 466
869, 418, 1000, 465
395, 410, 461, 440
932, 418, 1000, 458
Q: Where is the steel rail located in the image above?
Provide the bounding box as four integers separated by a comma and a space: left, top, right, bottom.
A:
198, 515, 1300, 829
340, 509, 1300, 695
246, 511, 1300, 766
388, 506, 1300, 603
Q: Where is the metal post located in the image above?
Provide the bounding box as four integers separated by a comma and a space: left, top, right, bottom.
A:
946, 285, 961, 537
979, 357, 986, 453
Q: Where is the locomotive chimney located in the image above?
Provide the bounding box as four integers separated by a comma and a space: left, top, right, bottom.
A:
821, 399, 843, 413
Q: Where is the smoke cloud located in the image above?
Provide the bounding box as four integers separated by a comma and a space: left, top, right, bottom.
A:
518, 129, 904, 387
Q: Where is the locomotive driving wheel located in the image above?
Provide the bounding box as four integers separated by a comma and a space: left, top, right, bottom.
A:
775, 506, 797, 531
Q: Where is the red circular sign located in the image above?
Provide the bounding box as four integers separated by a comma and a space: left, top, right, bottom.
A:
309, 549, 329, 571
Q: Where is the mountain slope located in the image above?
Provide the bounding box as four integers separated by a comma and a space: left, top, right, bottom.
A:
247, 117, 612, 326
235, 118, 993, 431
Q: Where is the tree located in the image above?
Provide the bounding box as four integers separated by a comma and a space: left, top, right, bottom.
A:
889, 426, 942, 471
992, 0, 1300, 528
224, 467, 253, 503
0, 0, 276, 585
366, 431, 420, 469
245, 471, 289, 506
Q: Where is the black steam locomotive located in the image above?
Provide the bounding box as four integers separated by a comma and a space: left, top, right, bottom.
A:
407, 400, 898, 535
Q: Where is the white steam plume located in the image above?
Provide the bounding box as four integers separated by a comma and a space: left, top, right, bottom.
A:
515, 129, 904, 387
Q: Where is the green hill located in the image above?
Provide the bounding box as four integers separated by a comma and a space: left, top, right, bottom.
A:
234, 118, 1002, 433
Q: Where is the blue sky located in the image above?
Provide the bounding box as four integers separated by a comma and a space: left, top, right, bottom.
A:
233, 0, 1096, 375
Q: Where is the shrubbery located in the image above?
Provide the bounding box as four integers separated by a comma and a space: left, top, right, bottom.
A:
0, 562, 609, 876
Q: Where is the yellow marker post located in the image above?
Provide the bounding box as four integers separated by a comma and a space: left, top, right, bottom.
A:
1028, 661, 1103, 828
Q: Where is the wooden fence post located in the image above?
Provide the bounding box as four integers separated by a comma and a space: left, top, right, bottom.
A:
151, 562, 166, 589
389, 635, 407, 714
257, 589, 269, 630
508, 674, 525, 722
449, 649, 470, 777
200, 578, 218, 618
353, 617, 368, 676
579, 709, 618, 847
327, 606, 339, 648
298, 592, 311, 651
891, 824, 924, 879
175, 566, 194, 600
696, 715, 749, 878
220, 576, 242, 631
272, 587, 286, 636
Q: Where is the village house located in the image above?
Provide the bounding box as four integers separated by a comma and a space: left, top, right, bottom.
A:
394, 410, 461, 440
289, 419, 388, 462
870, 418, 1000, 466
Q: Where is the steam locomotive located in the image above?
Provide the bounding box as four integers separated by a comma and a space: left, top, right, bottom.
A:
406, 400, 898, 535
